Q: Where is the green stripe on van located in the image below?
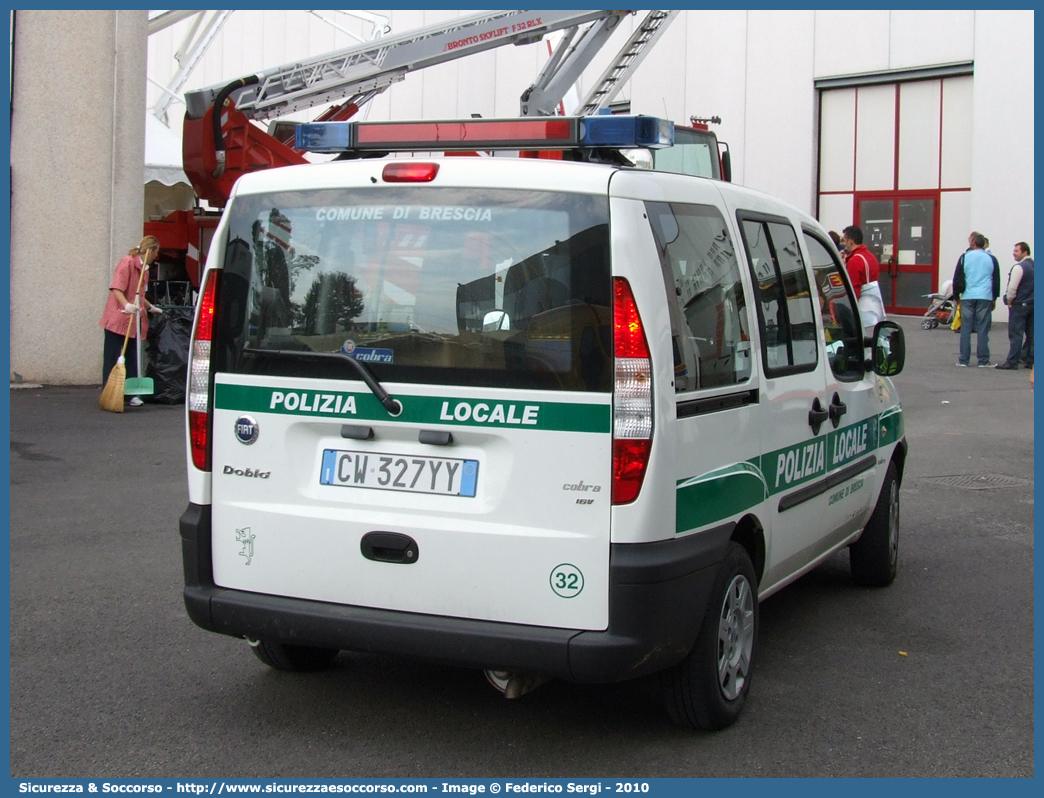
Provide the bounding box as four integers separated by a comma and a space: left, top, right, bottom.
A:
675, 410, 902, 533
879, 406, 904, 448
760, 416, 880, 497
676, 462, 769, 534
214, 383, 611, 433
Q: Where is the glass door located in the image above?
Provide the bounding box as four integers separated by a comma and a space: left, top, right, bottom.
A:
856, 193, 939, 314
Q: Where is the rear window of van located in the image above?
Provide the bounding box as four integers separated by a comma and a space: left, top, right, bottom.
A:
213, 188, 612, 392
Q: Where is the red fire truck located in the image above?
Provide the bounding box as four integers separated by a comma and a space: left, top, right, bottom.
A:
145, 10, 729, 291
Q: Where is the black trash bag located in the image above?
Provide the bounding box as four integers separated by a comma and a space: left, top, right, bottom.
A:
145, 307, 194, 404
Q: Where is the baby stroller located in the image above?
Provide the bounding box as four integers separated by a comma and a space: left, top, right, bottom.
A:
921, 279, 955, 329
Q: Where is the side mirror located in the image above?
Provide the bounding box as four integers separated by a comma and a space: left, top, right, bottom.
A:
867, 321, 905, 376
482, 310, 511, 332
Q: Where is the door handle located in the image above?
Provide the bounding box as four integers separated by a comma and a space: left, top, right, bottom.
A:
808, 397, 829, 435
360, 531, 419, 564
828, 392, 847, 428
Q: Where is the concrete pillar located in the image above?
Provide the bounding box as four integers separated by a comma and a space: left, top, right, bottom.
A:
10, 10, 148, 385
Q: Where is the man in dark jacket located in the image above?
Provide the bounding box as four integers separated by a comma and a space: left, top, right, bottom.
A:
996, 242, 1034, 369
952, 232, 1001, 367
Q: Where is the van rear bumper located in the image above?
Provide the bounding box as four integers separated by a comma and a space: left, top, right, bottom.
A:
180, 503, 731, 683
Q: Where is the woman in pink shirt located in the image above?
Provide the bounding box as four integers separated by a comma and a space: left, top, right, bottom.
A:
99, 236, 163, 405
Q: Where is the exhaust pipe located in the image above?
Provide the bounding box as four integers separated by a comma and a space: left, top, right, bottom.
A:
484, 669, 552, 699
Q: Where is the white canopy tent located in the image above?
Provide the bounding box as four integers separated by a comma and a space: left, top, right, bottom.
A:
144, 113, 195, 221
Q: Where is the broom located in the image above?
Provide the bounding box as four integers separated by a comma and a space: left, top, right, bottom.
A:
99, 257, 149, 413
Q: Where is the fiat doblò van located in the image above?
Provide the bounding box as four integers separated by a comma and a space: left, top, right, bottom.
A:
180, 116, 906, 730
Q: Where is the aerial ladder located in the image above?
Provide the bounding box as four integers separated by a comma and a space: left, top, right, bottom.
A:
572, 9, 676, 116
182, 10, 679, 206
151, 10, 680, 285
148, 10, 392, 127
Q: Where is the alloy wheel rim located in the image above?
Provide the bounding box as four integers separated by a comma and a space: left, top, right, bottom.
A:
717, 574, 754, 701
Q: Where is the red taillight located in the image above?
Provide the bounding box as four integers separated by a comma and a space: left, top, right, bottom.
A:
195, 273, 217, 341
382, 162, 440, 183
613, 439, 652, 505
612, 278, 653, 505
189, 411, 209, 472
614, 278, 650, 358
188, 270, 219, 472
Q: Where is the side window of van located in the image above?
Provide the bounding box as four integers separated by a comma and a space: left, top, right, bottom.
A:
803, 232, 865, 380
645, 202, 752, 392
739, 216, 818, 374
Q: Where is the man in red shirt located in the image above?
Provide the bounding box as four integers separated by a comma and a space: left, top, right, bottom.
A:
842, 225, 886, 332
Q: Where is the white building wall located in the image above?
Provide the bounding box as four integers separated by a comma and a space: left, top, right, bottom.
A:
10, 10, 147, 385
889, 10, 974, 69
814, 11, 891, 77
744, 12, 818, 209
968, 11, 1034, 268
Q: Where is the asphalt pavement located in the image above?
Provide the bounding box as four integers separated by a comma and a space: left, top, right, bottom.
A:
8, 316, 1034, 778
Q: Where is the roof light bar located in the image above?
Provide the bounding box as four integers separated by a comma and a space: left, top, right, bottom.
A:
296, 122, 351, 152
357, 118, 577, 151
295, 115, 673, 154
580, 115, 674, 149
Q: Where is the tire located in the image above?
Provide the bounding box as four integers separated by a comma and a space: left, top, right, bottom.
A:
850, 461, 900, 587
249, 639, 339, 672
661, 542, 758, 731
921, 318, 934, 329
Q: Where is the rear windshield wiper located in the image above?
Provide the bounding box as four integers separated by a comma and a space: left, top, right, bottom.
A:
244, 348, 402, 416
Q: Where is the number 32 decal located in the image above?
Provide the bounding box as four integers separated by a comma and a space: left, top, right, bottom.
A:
549, 563, 584, 598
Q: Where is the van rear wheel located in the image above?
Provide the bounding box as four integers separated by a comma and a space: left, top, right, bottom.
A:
661, 542, 758, 730
849, 462, 899, 587
249, 639, 339, 671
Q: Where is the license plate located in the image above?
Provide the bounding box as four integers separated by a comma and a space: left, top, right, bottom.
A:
320, 449, 479, 497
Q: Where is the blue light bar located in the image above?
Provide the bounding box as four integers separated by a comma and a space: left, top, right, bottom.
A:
296, 122, 352, 153
579, 115, 674, 149
295, 115, 675, 153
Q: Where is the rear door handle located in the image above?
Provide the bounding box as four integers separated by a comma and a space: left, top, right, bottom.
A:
828, 393, 847, 428
808, 397, 829, 435
360, 531, 418, 564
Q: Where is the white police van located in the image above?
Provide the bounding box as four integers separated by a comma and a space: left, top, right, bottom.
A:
181, 115, 907, 730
